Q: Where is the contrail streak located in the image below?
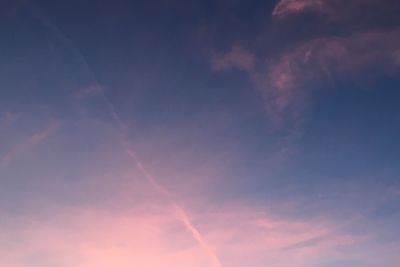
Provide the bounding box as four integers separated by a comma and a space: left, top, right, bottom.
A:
27, 3, 222, 267
127, 146, 222, 267
174, 205, 222, 267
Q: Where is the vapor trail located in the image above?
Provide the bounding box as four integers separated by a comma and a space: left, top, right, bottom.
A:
127, 147, 222, 267
28, 3, 222, 267
174, 205, 222, 267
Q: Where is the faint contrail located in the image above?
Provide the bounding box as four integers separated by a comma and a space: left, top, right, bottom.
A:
174, 205, 222, 267
27, 3, 222, 267
128, 147, 222, 267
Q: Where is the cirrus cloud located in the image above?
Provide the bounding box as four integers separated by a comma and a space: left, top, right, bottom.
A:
209, 0, 400, 126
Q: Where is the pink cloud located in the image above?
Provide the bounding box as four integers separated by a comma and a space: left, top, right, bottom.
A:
0, 207, 208, 267
0, 140, 394, 267
261, 29, 400, 119
194, 206, 366, 267
210, 29, 400, 125
210, 45, 256, 72
0, 202, 370, 267
272, 0, 400, 24
272, 0, 326, 18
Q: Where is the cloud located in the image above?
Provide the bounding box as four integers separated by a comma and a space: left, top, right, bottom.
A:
199, 206, 364, 267
0, 202, 369, 267
0, 119, 396, 267
209, 24, 400, 126
272, 0, 400, 24
207, 0, 400, 128
0, 207, 208, 267
272, 0, 326, 18
259, 28, 400, 120
0, 121, 60, 168
210, 45, 256, 72
212, 32, 400, 124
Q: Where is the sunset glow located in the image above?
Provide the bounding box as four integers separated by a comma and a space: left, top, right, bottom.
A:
1, 1, 400, 267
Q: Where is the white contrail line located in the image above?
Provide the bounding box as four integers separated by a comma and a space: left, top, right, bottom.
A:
126, 145, 222, 267
174, 205, 222, 267
28, 3, 222, 267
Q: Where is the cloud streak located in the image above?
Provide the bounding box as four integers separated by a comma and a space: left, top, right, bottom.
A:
1, 202, 391, 267
127, 147, 222, 267
0, 121, 60, 168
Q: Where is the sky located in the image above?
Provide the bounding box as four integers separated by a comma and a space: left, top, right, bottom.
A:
1, 0, 400, 266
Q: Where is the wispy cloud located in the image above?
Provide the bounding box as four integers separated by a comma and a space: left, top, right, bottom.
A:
209, 0, 400, 126
0, 208, 208, 267
199, 206, 366, 267
0, 121, 60, 168
272, 0, 400, 23
261, 28, 400, 119
0, 202, 386, 267
272, 0, 326, 18
210, 45, 256, 72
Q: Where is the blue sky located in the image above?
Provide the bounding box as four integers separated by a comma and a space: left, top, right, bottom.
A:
1, 0, 400, 266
